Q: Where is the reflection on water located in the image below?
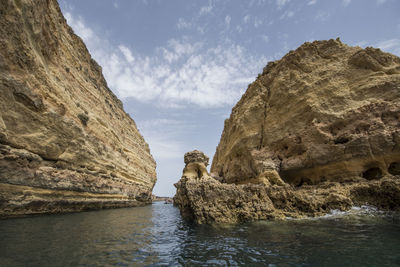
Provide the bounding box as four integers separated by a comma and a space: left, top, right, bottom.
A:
0, 202, 399, 266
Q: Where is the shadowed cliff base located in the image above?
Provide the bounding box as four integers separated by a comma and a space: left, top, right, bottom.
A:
0, 0, 156, 217
174, 39, 400, 224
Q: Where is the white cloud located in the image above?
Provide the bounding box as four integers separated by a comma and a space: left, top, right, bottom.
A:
177, 18, 192, 30
113, 2, 119, 9
65, 12, 266, 108
278, 32, 289, 40
160, 39, 198, 63
196, 26, 206, 35
243, 15, 251, 24
140, 119, 181, 129
307, 0, 317, 5
315, 10, 330, 21
349, 39, 400, 56
276, 0, 290, 9
141, 130, 184, 160
118, 45, 135, 63
64, 13, 95, 43
280, 10, 294, 20
138, 118, 191, 160
254, 17, 263, 27
261, 35, 269, 43
225, 15, 231, 26
376, 0, 386, 5
376, 39, 400, 55
342, 0, 351, 6
199, 1, 213, 15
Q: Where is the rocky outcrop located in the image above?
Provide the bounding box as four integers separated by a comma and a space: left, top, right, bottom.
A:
0, 0, 156, 218
174, 39, 400, 224
212, 38, 400, 186
174, 151, 400, 224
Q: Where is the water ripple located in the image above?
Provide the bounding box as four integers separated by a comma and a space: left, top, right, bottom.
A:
0, 203, 399, 266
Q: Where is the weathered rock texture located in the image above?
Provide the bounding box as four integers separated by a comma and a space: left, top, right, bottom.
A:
174, 151, 400, 224
212, 38, 400, 186
0, 0, 156, 218
174, 39, 400, 224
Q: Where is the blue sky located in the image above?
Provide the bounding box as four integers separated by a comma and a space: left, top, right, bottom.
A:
59, 0, 400, 196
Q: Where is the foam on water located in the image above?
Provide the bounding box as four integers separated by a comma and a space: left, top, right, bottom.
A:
320, 205, 388, 219
283, 205, 390, 222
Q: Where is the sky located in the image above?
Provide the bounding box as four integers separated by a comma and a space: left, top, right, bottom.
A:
59, 0, 400, 197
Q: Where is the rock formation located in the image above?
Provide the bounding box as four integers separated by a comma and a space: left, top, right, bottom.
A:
212, 38, 400, 185
0, 0, 156, 218
174, 150, 400, 224
174, 39, 400, 224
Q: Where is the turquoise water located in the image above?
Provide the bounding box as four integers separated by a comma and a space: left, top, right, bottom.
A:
0, 202, 399, 266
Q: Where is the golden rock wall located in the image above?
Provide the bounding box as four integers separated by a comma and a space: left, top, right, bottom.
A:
0, 0, 156, 217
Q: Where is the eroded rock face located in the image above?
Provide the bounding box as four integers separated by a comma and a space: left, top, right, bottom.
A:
0, 0, 156, 217
174, 39, 400, 224
174, 151, 400, 224
211, 38, 400, 186
184, 150, 209, 166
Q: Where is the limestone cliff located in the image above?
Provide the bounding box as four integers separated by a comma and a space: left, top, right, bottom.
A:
174, 39, 400, 224
0, 0, 156, 217
212, 38, 400, 186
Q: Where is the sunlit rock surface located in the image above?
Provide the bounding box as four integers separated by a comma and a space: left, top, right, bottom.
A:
0, 0, 156, 217
174, 150, 400, 224
212, 38, 400, 186
174, 39, 400, 224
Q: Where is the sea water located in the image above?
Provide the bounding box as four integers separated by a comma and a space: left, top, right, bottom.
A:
0, 202, 399, 266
